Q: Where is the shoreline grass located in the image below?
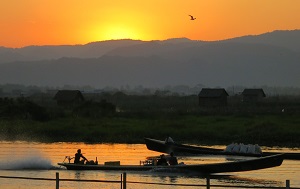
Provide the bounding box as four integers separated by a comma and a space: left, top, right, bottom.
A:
1, 114, 299, 148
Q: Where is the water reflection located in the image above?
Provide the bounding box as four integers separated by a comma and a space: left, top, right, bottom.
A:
0, 141, 299, 189
169, 176, 178, 183
74, 171, 85, 179
220, 175, 284, 187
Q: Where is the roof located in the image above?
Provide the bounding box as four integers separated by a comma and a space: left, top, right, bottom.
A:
54, 90, 84, 101
198, 88, 229, 97
242, 89, 266, 97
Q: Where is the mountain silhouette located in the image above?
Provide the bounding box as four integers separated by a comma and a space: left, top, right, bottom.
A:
0, 30, 299, 88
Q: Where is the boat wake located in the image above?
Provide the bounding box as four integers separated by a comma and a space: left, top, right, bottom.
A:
0, 152, 58, 170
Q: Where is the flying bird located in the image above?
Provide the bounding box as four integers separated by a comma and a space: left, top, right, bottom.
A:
189, 15, 196, 20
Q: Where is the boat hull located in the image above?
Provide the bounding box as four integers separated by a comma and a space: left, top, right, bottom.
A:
58, 154, 283, 173
58, 163, 154, 171
144, 138, 300, 160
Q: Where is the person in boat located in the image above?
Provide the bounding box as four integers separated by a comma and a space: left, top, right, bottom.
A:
156, 154, 168, 166
168, 152, 178, 165
74, 149, 88, 164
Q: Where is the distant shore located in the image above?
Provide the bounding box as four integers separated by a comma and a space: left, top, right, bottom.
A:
0, 114, 299, 148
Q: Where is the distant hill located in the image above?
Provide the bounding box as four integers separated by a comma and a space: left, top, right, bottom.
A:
228, 30, 300, 52
0, 39, 144, 63
0, 30, 299, 88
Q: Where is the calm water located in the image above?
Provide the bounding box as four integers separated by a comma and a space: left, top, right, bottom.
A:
0, 141, 299, 189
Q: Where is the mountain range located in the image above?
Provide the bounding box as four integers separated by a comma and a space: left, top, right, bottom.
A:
0, 30, 299, 88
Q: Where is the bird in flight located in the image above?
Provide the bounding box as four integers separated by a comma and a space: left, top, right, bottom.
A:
189, 15, 196, 20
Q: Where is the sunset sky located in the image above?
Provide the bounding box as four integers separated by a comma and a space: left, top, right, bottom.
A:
1, 0, 300, 48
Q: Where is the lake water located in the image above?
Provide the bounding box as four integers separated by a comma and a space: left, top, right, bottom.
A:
0, 141, 299, 189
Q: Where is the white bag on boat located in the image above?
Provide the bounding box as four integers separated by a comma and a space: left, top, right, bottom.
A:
239, 143, 248, 153
165, 137, 174, 143
225, 143, 235, 152
255, 144, 262, 154
232, 143, 240, 153
247, 144, 256, 154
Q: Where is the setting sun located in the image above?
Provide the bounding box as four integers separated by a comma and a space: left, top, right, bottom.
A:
101, 25, 141, 40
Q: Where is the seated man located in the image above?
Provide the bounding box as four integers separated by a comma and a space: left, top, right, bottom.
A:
168, 152, 178, 165
74, 149, 88, 164
156, 154, 168, 166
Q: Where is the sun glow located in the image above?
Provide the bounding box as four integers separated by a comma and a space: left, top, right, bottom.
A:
1, 0, 300, 47
88, 22, 145, 42
103, 25, 140, 40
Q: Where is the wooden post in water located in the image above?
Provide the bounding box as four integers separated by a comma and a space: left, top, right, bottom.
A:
56, 172, 59, 189
286, 180, 290, 189
122, 172, 127, 189
206, 175, 210, 189
121, 173, 123, 189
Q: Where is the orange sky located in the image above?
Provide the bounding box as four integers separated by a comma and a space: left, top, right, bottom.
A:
1, 0, 300, 48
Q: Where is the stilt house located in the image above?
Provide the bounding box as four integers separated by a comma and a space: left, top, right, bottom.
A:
198, 88, 229, 107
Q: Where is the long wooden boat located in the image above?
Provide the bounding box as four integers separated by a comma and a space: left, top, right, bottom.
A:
58, 154, 283, 173
144, 137, 300, 160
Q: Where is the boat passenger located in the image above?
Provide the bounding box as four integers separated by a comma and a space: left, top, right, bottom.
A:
168, 152, 178, 165
157, 154, 168, 166
74, 149, 88, 164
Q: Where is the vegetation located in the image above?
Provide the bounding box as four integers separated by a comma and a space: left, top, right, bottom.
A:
0, 93, 300, 147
